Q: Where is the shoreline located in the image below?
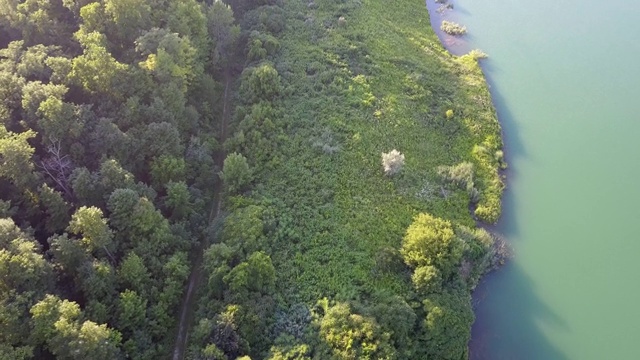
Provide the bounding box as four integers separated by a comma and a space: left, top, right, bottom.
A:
422, 0, 512, 357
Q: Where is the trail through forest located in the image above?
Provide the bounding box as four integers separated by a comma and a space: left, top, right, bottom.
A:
172, 72, 232, 360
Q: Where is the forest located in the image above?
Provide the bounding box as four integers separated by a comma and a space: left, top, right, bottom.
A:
0, 0, 505, 359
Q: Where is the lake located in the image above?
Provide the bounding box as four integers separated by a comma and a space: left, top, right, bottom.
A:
428, 0, 640, 358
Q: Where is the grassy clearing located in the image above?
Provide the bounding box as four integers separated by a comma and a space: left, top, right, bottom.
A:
259, 0, 503, 302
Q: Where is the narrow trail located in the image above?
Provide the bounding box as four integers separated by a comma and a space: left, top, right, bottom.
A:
172, 72, 232, 360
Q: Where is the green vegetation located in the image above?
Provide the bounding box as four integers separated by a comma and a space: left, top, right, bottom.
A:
0, 0, 236, 358
0, 0, 504, 358
441, 20, 468, 36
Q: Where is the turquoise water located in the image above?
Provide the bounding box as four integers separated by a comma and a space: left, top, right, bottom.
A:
429, 0, 640, 358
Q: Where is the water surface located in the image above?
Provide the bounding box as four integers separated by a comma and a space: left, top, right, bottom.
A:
428, 0, 640, 358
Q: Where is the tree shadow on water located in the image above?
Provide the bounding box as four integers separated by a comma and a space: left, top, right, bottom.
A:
469, 60, 568, 359
470, 261, 569, 360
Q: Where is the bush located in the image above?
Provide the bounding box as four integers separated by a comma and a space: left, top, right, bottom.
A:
381, 149, 405, 176
440, 21, 466, 36
437, 162, 474, 191
468, 49, 488, 60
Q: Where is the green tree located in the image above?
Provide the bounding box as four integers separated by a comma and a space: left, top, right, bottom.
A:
38, 184, 71, 234
70, 31, 128, 97
219, 152, 252, 194
117, 252, 152, 295
239, 63, 281, 103
68, 206, 115, 260
117, 289, 147, 333
103, 0, 151, 46
316, 302, 394, 360
150, 155, 186, 189
223, 251, 274, 296
48, 233, 88, 276
0, 218, 53, 295
30, 294, 123, 360
222, 205, 264, 257
206, 0, 240, 69
20, 80, 67, 125
164, 181, 191, 220
0, 125, 36, 189
400, 213, 463, 280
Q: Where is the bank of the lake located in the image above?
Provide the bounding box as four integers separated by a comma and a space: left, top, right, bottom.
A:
429, 0, 640, 358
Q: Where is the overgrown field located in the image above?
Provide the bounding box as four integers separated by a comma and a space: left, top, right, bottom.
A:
188, 0, 506, 358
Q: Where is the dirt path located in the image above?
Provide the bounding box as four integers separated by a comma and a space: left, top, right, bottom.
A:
172, 72, 232, 360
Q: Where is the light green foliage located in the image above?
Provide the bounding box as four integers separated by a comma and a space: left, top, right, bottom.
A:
267, 343, 311, 360
167, 0, 208, 58
45, 56, 72, 84
316, 302, 395, 360
21, 80, 67, 124
0, 125, 36, 189
0, 71, 25, 119
68, 206, 113, 254
220, 152, 252, 194
36, 96, 84, 143
401, 213, 463, 279
0, 218, 53, 295
137, 29, 198, 92
437, 162, 479, 203
70, 31, 128, 96
411, 265, 441, 294
202, 343, 228, 359
30, 294, 123, 360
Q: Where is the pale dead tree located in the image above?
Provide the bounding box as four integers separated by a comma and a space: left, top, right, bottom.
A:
38, 139, 73, 197
381, 149, 405, 176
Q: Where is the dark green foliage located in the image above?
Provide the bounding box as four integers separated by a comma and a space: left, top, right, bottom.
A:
422, 291, 474, 360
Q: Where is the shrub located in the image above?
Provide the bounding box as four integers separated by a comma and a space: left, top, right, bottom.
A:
445, 109, 454, 119
468, 49, 488, 60
440, 21, 467, 36
437, 162, 474, 191
381, 149, 404, 176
